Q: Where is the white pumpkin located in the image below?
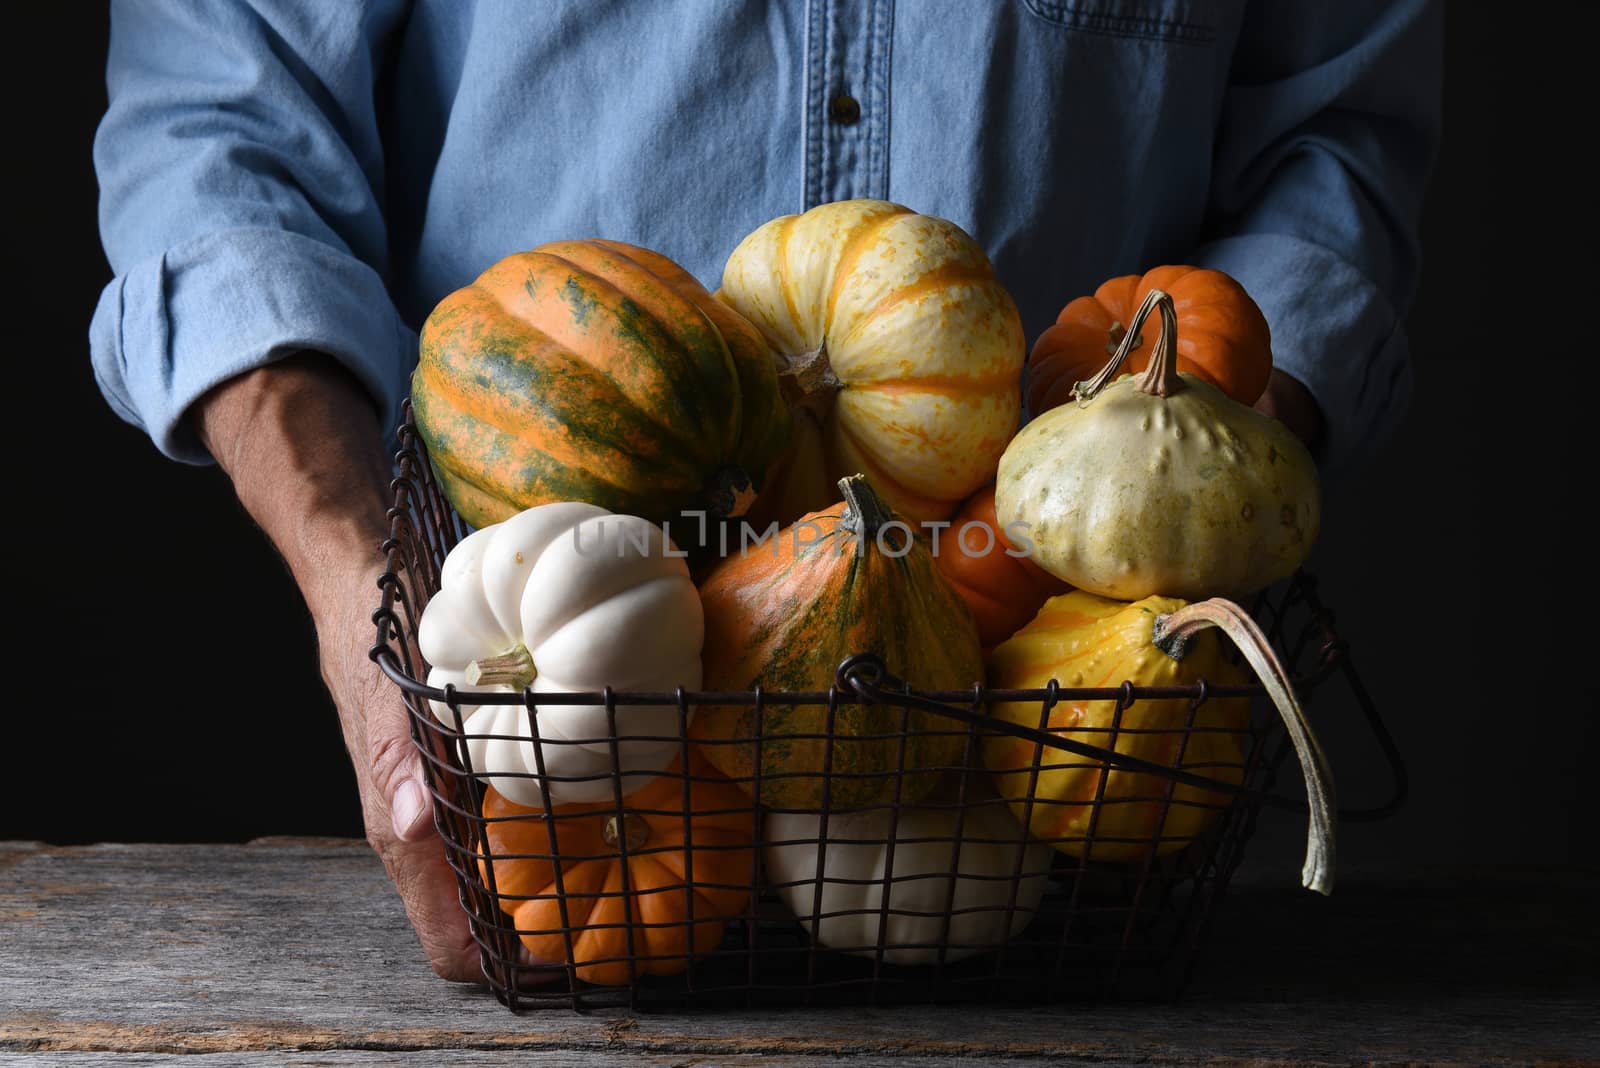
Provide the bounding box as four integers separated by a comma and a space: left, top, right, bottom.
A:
416, 502, 703, 807
765, 800, 1051, 965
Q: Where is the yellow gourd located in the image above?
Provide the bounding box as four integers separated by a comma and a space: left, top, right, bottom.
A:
985, 590, 1336, 893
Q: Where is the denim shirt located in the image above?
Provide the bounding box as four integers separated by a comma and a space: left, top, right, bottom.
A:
91, 0, 1441, 473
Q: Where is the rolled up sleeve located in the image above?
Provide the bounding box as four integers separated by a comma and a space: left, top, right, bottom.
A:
91, 0, 411, 464
1194, 0, 1442, 473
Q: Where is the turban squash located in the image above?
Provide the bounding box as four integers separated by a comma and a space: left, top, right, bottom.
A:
416, 501, 702, 808
765, 794, 1051, 964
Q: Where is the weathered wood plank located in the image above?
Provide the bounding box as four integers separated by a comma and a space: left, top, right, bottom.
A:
1, 839, 1595, 1065
1, 1056, 1066, 1068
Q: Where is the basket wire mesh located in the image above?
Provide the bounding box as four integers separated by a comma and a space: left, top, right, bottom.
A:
371, 407, 1402, 1012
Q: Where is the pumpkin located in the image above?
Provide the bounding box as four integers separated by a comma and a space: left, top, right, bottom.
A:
690, 474, 985, 809
932, 483, 1070, 652
985, 591, 1335, 893
417, 502, 702, 808
412, 239, 791, 534
996, 289, 1320, 601
1025, 265, 1272, 417
719, 199, 1025, 524
766, 791, 1051, 964
480, 762, 756, 985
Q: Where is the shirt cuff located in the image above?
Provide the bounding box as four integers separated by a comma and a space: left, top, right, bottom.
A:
1191, 234, 1414, 476
90, 227, 416, 464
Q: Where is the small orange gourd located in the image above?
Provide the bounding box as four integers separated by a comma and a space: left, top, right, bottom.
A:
932, 483, 1069, 652
480, 763, 756, 985
1026, 265, 1271, 416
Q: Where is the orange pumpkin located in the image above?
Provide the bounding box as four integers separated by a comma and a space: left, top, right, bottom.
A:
932, 483, 1069, 652
1025, 266, 1271, 416
480, 763, 755, 985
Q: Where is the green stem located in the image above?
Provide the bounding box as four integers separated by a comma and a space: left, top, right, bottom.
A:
465, 646, 537, 689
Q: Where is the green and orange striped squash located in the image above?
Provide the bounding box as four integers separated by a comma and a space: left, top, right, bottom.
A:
690, 474, 985, 810
412, 239, 792, 531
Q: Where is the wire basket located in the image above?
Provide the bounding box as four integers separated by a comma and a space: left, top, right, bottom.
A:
371, 407, 1403, 1012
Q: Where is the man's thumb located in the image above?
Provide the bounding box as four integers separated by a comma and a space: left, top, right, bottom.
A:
389, 777, 430, 840
370, 729, 432, 842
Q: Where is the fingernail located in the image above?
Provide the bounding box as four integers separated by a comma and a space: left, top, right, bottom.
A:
391, 779, 428, 839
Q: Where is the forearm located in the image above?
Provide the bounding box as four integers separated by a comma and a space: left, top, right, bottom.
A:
1199, 1, 1440, 469
192, 353, 391, 617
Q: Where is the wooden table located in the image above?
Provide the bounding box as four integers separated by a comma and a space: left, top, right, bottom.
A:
2, 840, 1594, 1065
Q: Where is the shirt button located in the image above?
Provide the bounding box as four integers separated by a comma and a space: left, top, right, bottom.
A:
829, 94, 861, 125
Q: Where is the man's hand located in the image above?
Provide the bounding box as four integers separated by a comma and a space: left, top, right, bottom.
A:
193, 354, 479, 982
1254, 368, 1327, 453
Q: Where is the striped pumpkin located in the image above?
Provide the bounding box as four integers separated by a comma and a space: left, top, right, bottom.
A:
984, 590, 1250, 863
690, 475, 985, 810
719, 200, 1025, 525
412, 240, 792, 531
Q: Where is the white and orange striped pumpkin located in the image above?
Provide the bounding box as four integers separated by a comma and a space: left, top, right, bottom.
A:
719, 200, 1025, 524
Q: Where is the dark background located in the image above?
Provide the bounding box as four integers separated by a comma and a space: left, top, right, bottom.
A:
7, 6, 1593, 873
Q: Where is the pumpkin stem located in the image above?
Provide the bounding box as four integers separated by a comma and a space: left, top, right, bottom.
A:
1132, 290, 1183, 398
603, 811, 651, 852
705, 465, 758, 519
1072, 288, 1170, 405
1152, 599, 1337, 896
837, 473, 898, 545
777, 343, 842, 416
1104, 319, 1135, 357
466, 646, 537, 689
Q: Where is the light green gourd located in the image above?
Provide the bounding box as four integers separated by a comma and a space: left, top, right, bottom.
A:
997, 289, 1320, 601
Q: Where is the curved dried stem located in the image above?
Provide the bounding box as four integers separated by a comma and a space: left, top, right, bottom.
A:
1153, 598, 1337, 895
1072, 288, 1174, 405
1133, 291, 1183, 398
